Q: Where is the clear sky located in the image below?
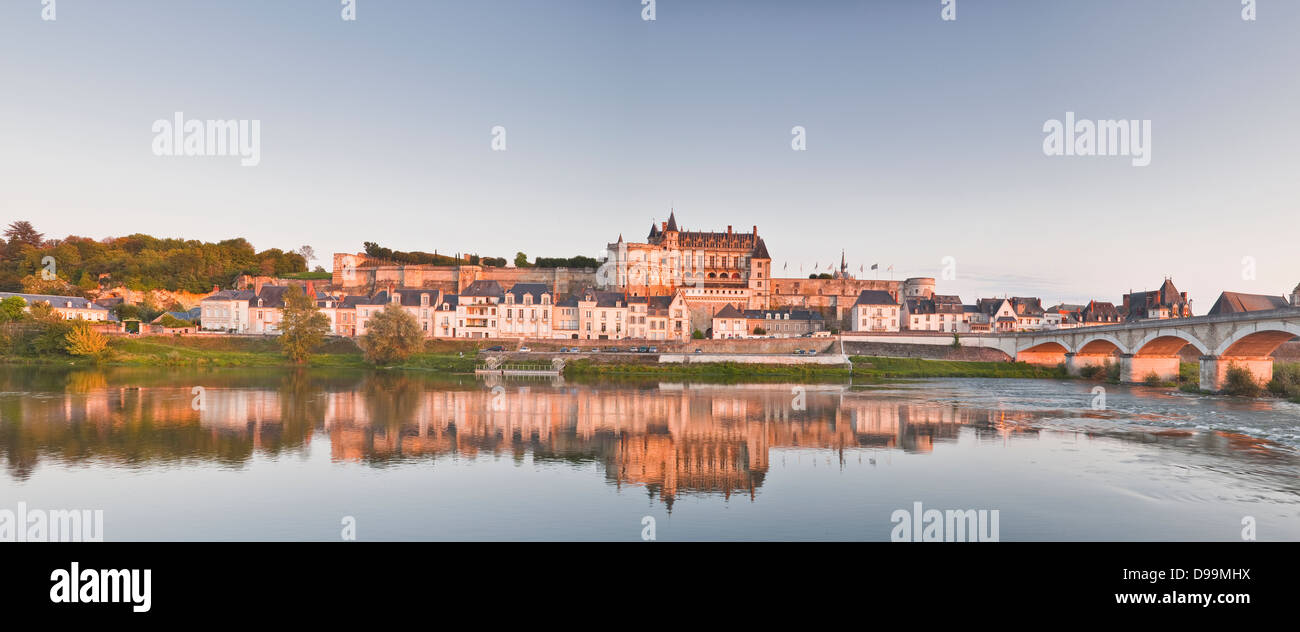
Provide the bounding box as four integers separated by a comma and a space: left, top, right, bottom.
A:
2, 0, 1296, 310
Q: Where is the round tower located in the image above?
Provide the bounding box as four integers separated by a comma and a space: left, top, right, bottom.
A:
903, 277, 935, 299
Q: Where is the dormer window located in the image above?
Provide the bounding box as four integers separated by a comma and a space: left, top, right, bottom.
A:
506, 294, 514, 305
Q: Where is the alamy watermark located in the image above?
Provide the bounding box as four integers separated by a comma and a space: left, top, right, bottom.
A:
0, 501, 104, 542
152, 112, 262, 167
890, 501, 999, 542
1043, 112, 1151, 167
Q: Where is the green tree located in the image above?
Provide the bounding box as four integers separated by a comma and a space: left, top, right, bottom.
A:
358, 303, 423, 365
0, 296, 26, 321
278, 286, 331, 364
691, 329, 705, 340
514, 252, 531, 268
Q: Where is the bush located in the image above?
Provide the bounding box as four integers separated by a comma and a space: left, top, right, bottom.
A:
691, 329, 705, 340
1223, 365, 1262, 397
64, 321, 108, 358
1142, 371, 1163, 387
1079, 364, 1103, 379
1266, 362, 1300, 399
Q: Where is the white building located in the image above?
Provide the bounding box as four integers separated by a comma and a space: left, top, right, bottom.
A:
851, 290, 900, 332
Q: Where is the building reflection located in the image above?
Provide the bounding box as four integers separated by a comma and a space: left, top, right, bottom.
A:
0, 370, 1058, 506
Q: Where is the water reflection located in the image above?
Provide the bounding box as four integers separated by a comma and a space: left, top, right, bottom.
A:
0, 368, 1296, 507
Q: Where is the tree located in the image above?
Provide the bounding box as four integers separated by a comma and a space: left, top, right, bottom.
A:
297, 245, 316, 263
691, 329, 705, 340
753, 327, 767, 335
278, 286, 331, 364
64, 321, 108, 358
4, 221, 44, 247
0, 296, 26, 321
358, 303, 423, 365
514, 252, 531, 268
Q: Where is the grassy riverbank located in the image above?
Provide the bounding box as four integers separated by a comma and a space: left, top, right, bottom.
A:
562, 358, 852, 381
849, 356, 1069, 379
1, 335, 479, 372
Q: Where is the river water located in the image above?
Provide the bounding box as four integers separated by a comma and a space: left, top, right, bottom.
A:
0, 367, 1296, 541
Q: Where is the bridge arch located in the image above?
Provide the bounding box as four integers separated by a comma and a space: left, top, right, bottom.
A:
1213, 323, 1300, 357
1131, 331, 1210, 357
1015, 340, 1070, 366
1075, 334, 1127, 356
1017, 340, 1072, 354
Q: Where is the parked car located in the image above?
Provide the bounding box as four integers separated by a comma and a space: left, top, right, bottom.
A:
693, 348, 703, 354
518, 346, 531, 352
638, 346, 649, 353
484, 345, 505, 352
795, 349, 806, 355
647, 347, 658, 353
808, 349, 817, 355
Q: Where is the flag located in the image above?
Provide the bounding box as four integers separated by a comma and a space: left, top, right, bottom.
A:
871, 263, 878, 271
783, 262, 788, 271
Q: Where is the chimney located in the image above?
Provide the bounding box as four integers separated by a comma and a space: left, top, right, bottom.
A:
254, 279, 264, 295
662, 221, 668, 232
752, 225, 757, 235
727, 225, 733, 234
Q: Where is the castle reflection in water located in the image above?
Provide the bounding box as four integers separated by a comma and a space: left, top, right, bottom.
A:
0, 370, 1040, 506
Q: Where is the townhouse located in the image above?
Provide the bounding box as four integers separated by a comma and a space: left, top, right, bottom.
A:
200, 289, 255, 332
711, 304, 748, 339
499, 283, 552, 339
850, 290, 901, 332
902, 294, 968, 332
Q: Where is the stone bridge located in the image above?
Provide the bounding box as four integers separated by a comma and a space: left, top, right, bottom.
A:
988, 308, 1300, 392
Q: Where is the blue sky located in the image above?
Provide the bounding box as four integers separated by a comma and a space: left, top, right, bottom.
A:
1, 0, 1296, 310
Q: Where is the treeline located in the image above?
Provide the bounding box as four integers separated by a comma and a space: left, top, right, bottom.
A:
530, 255, 600, 269
364, 243, 597, 270
0, 221, 308, 295
362, 242, 507, 267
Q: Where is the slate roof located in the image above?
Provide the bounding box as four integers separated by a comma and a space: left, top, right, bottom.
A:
742, 308, 824, 321
250, 285, 290, 308
0, 292, 109, 311
853, 290, 898, 307
460, 280, 505, 298
713, 304, 744, 318
505, 283, 550, 301
1207, 292, 1291, 315
202, 289, 256, 302
1010, 297, 1045, 317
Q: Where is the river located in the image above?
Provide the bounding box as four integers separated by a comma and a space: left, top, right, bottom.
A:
0, 367, 1296, 541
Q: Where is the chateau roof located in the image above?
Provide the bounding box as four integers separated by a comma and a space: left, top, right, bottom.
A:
666, 211, 678, 232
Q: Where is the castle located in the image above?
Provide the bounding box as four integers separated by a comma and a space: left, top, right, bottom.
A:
330, 211, 932, 330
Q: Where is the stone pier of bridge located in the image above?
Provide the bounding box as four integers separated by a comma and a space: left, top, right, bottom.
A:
1198, 356, 1274, 393
1119, 354, 1182, 384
